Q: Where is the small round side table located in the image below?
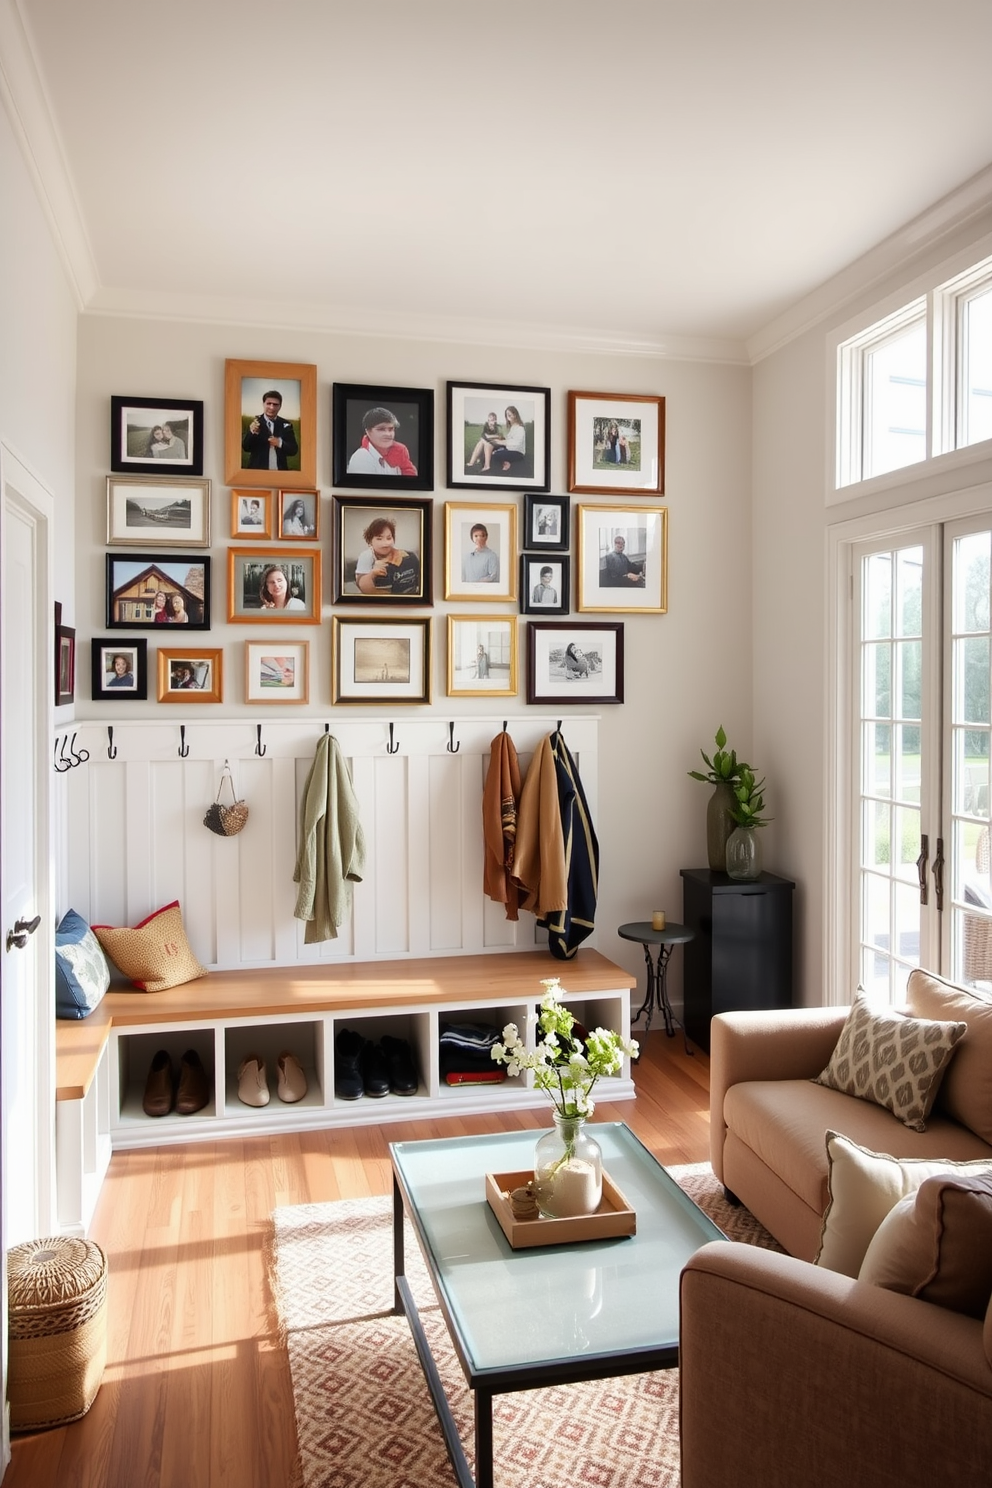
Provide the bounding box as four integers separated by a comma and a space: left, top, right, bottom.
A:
618, 921, 695, 1056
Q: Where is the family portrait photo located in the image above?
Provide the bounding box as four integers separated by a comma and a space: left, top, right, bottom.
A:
156, 647, 223, 703
568, 390, 665, 495
447, 616, 517, 697
90, 638, 147, 700
447, 382, 551, 491
444, 501, 517, 602
526, 621, 624, 705
105, 555, 210, 630
577, 504, 668, 613
224, 359, 317, 489
244, 641, 309, 704
227, 548, 322, 623
331, 617, 432, 705
332, 383, 433, 492
110, 396, 204, 476
333, 496, 432, 605
107, 475, 210, 547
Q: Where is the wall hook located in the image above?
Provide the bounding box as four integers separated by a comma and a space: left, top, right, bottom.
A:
107, 726, 118, 760
556, 719, 562, 734
446, 721, 460, 753
502, 720, 508, 734
178, 725, 189, 759
324, 723, 330, 734
255, 724, 266, 757
54, 736, 71, 773
386, 722, 399, 754
69, 732, 89, 766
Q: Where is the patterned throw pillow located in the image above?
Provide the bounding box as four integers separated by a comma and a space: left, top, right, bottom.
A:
92, 901, 207, 992
55, 909, 111, 1019
813, 991, 967, 1131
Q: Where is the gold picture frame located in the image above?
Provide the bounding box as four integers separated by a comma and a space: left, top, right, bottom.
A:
447, 615, 517, 697
156, 646, 223, 703
577, 504, 668, 613
244, 640, 309, 704
227, 547, 322, 624
224, 359, 317, 489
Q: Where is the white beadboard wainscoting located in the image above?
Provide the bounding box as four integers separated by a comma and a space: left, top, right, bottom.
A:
53, 715, 600, 969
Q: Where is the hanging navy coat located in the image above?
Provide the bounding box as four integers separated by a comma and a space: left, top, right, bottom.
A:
541, 729, 599, 960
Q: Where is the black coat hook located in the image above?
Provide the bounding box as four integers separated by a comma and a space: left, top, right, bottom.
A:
446, 721, 460, 753
556, 719, 562, 734
178, 725, 189, 759
69, 732, 89, 766
107, 726, 118, 760
386, 722, 399, 754
255, 724, 266, 757
502, 720, 508, 734
54, 736, 71, 773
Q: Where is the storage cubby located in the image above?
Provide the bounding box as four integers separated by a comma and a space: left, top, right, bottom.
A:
330, 1011, 430, 1103
223, 1019, 325, 1116
115, 1026, 218, 1128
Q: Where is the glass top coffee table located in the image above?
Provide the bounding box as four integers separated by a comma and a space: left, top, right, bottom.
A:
390, 1121, 723, 1488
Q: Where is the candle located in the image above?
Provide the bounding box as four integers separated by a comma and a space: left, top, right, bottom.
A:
652, 910, 666, 931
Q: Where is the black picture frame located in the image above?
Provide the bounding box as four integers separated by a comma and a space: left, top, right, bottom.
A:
90, 638, 148, 700
446, 381, 551, 492
332, 383, 434, 492
332, 495, 433, 606
523, 494, 570, 553
520, 555, 569, 616
526, 621, 624, 705
55, 603, 75, 705
110, 396, 204, 477
105, 553, 211, 630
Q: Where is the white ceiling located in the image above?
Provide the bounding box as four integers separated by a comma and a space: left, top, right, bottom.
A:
7, 0, 992, 359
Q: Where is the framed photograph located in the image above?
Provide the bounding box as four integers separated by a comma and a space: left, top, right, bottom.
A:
277, 489, 319, 541
110, 396, 204, 477
156, 647, 223, 704
227, 548, 322, 624
90, 638, 148, 701
333, 496, 432, 606
244, 640, 309, 704
106, 475, 211, 547
520, 555, 569, 616
55, 608, 75, 705
523, 494, 569, 553
447, 615, 517, 697
447, 382, 551, 491
567, 390, 666, 496
231, 489, 273, 539
526, 622, 624, 706
577, 504, 668, 613
224, 359, 317, 489
332, 383, 433, 492
331, 617, 432, 706
443, 501, 517, 603
105, 554, 210, 630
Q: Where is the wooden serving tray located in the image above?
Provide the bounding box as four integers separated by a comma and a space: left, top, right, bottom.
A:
485, 1167, 636, 1249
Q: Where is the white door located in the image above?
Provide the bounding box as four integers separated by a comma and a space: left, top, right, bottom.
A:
0, 446, 54, 1473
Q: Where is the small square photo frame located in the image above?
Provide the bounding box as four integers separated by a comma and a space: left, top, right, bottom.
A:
568, 391, 665, 495
91, 638, 148, 700
227, 548, 322, 623
231, 490, 273, 539
277, 489, 319, 541
523, 494, 569, 553
332, 617, 432, 705
110, 396, 204, 476
520, 555, 569, 615
224, 359, 317, 489
447, 615, 518, 697
577, 504, 667, 613
106, 555, 210, 630
447, 382, 551, 491
157, 647, 223, 703
244, 640, 309, 704
444, 501, 517, 603
333, 496, 433, 605
107, 475, 211, 547
332, 383, 434, 492
527, 622, 624, 705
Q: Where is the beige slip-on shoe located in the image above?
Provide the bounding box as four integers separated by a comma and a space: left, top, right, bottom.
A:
276, 1051, 307, 1103
237, 1054, 270, 1107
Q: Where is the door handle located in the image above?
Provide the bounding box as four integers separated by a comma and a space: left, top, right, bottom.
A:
933, 838, 945, 913
6, 915, 41, 953
916, 835, 929, 906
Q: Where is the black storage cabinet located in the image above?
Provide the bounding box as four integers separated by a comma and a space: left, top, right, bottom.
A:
680, 868, 795, 1052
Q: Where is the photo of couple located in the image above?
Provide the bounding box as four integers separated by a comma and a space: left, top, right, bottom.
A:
447, 382, 551, 491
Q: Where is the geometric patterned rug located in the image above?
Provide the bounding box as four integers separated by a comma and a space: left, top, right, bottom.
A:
268, 1163, 782, 1488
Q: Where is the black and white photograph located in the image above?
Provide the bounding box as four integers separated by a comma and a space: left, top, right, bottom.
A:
224, 358, 317, 489
110, 396, 204, 476
277, 490, 319, 541
447, 615, 518, 697
443, 501, 517, 603
230, 490, 273, 539
526, 622, 624, 705
156, 646, 224, 703
105, 554, 210, 630
90, 638, 148, 700
523, 494, 570, 552
520, 555, 569, 615
333, 496, 432, 605
107, 475, 211, 547
227, 548, 322, 623
577, 504, 668, 613
447, 381, 551, 491
331, 617, 432, 705
332, 383, 434, 492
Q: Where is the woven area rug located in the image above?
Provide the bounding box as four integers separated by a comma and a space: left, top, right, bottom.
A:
269, 1163, 781, 1488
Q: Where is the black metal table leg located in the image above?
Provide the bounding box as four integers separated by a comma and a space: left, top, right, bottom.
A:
620, 921, 695, 1057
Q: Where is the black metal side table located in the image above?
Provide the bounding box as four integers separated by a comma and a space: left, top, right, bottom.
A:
618, 921, 695, 1056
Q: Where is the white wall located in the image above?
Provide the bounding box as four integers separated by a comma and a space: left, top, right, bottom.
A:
74, 314, 753, 998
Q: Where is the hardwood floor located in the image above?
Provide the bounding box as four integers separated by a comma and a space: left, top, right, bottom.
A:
5, 1031, 709, 1488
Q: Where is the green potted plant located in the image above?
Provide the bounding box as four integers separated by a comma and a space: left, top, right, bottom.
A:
688, 726, 750, 871
726, 766, 772, 880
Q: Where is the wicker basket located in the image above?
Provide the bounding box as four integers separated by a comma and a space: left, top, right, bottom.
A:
7, 1236, 108, 1430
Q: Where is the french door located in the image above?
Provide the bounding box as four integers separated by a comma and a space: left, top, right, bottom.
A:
853, 512, 992, 999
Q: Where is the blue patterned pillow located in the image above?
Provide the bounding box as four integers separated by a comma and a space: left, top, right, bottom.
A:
55, 909, 111, 1019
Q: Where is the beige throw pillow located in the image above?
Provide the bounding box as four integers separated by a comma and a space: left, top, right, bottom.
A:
93, 900, 207, 992
815, 1131, 992, 1278
905, 968, 992, 1144
859, 1170, 992, 1317
814, 992, 966, 1131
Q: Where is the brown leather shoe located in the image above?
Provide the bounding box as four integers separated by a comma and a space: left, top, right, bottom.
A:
175, 1049, 210, 1115
143, 1049, 174, 1116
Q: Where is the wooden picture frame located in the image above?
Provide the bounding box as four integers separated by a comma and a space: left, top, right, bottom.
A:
443, 501, 517, 603
577, 504, 668, 613
90, 638, 148, 700
230, 489, 273, 539
110, 395, 204, 477
567, 390, 666, 496
332, 382, 434, 492
447, 381, 551, 491
105, 554, 210, 630
523, 494, 569, 553
276, 489, 319, 541
526, 622, 624, 705
106, 475, 211, 547
224, 359, 317, 489
333, 495, 433, 606
519, 555, 569, 616
55, 607, 75, 705
331, 616, 432, 705
244, 640, 309, 704
447, 615, 518, 697
227, 547, 322, 624
156, 647, 224, 703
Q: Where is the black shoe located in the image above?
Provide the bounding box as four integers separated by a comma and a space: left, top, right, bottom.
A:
334, 1027, 366, 1100
380, 1034, 419, 1096
361, 1041, 391, 1098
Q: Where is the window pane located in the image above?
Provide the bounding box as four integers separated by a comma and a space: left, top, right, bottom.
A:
962, 286, 992, 449
863, 554, 892, 639
864, 320, 927, 479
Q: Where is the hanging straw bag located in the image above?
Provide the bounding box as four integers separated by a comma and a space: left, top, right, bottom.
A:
203, 761, 249, 837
